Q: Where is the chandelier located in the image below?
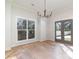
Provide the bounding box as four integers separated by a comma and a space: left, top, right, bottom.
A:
37, 0, 52, 17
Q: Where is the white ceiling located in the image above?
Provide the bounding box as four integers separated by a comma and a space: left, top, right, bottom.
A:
10, 0, 73, 14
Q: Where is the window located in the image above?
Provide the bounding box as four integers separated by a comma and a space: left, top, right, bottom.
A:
28, 20, 35, 39
17, 18, 35, 41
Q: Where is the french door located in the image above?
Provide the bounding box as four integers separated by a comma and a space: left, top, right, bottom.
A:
55, 19, 73, 44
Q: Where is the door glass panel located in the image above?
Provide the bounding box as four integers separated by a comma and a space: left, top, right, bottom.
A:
56, 22, 61, 40
64, 21, 72, 41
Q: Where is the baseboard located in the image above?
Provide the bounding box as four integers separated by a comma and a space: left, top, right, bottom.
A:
50, 39, 55, 41
39, 39, 50, 42
11, 39, 39, 48
40, 39, 46, 42
5, 47, 11, 51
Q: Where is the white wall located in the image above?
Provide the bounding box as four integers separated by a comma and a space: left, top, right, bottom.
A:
5, 0, 48, 50
48, 9, 73, 41
5, 0, 12, 50
11, 4, 39, 47
40, 17, 47, 41
46, 17, 52, 40
5, 1, 40, 50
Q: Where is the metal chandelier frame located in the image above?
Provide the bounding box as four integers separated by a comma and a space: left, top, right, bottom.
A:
37, 0, 52, 17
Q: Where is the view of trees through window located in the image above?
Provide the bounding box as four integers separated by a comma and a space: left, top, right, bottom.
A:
55, 20, 73, 43
17, 18, 35, 41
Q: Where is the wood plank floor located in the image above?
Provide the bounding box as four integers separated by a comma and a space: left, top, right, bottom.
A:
5, 40, 72, 59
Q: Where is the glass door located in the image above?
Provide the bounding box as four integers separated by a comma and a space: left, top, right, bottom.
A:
63, 20, 73, 43
55, 19, 73, 44
55, 22, 62, 41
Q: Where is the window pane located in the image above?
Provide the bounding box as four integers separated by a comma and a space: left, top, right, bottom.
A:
64, 35, 71, 41
17, 18, 27, 29
56, 22, 61, 40
28, 29, 35, 39
28, 21, 35, 29
18, 31, 26, 41
64, 21, 72, 41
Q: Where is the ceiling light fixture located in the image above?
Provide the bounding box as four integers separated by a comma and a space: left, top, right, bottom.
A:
37, 0, 52, 17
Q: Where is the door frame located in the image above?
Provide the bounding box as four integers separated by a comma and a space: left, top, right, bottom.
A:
55, 19, 73, 44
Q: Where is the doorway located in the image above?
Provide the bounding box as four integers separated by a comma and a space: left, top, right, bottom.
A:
55, 19, 73, 44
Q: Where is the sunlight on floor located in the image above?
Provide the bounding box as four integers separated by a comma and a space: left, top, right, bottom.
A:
59, 44, 73, 58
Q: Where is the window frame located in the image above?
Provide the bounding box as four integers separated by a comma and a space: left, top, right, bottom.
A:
16, 17, 36, 41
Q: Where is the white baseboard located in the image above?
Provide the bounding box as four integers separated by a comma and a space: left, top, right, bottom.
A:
50, 39, 55, 41
11, 39, 39, 48
5, 47, 11, 51
39, 39, 49, 42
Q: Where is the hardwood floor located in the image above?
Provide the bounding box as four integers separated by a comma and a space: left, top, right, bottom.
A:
5, 40, 72, 59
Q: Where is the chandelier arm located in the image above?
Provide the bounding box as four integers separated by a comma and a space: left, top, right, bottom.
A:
37, 0, 52, 17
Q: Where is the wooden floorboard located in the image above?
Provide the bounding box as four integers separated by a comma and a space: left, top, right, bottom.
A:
5, 40, 72, 59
